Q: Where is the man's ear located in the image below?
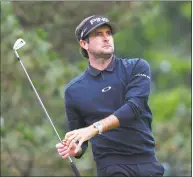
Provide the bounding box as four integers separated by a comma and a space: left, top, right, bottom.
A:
79, 40, 88, 50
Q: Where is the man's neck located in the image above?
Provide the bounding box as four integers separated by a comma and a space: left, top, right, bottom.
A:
89, 55, 113, 71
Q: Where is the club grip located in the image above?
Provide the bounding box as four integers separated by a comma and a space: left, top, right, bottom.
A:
70, 161, 81, 177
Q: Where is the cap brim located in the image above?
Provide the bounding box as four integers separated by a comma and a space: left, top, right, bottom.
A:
106, 22, 119, 35
84, 21, 119, 38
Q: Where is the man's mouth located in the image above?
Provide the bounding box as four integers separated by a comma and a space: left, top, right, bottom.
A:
103, 45, 111, 48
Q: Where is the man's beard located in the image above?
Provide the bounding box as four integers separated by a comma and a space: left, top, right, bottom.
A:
91, 50, 114, 60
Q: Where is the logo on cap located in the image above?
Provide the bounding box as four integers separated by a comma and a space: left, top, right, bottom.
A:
90, 17, 109, 25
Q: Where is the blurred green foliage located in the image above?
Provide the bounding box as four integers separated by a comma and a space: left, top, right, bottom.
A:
1, 1, 191, 176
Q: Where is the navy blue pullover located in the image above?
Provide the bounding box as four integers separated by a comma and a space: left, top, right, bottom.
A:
64, 56, 157, 169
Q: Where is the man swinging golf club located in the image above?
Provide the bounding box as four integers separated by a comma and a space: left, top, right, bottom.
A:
56, 15, 165, 176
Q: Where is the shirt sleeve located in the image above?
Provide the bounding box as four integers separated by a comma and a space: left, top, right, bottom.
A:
113, 59, 151, 126
64, 89, 88, 158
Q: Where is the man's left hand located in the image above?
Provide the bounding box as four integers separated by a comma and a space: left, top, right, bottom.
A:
64, 125, 98, 153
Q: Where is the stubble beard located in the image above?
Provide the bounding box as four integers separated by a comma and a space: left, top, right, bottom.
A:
91, 49, 114, 60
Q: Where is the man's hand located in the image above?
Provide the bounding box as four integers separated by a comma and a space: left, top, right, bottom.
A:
64, 125, 98, 154
56, 141, 80, 159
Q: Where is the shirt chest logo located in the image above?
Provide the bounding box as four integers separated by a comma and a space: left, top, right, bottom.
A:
101, 86, 111, 92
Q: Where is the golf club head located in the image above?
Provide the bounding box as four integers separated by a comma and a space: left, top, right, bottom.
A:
13, 38, 26, 50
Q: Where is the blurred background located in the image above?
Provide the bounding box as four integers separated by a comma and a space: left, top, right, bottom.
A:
1, 1, 191, 176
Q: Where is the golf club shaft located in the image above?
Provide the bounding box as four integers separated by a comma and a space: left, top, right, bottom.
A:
15, 51, 81, 177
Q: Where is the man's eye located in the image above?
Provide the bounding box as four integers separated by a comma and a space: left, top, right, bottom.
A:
96, 32, 102, 36
107, 31, 112, 35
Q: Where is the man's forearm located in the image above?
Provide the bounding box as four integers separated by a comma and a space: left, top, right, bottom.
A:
101, 114, 120, 132
91, 115, 120, 134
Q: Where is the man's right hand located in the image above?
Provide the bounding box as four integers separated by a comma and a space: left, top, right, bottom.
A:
56, 141, 81, 159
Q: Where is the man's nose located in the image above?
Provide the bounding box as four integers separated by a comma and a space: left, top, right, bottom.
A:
103, 34, 109, 41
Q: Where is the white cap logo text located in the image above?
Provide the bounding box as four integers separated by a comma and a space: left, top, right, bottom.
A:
90, 17, 109, 25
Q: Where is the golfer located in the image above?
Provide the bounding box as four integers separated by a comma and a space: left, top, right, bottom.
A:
56, 15, 165, 176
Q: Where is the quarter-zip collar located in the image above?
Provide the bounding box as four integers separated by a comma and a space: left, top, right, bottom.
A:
87, 55, 116, 76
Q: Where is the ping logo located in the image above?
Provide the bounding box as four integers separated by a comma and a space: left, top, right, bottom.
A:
102, 86, 111, 92
90, 17, 109, 25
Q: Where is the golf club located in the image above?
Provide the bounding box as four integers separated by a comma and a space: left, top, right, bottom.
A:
13, 38, 81, 177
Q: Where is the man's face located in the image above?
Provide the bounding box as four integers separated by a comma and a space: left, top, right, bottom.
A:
81, 25, 114, 58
